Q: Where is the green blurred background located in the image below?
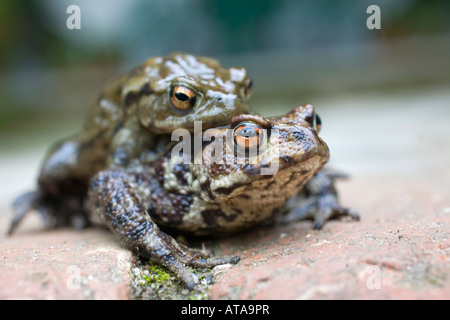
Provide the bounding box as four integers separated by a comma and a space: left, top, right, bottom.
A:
0, 0, 449, 151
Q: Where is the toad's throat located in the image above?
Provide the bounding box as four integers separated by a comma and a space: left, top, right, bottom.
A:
214, 155, 326, 201
177, 155, 327, 236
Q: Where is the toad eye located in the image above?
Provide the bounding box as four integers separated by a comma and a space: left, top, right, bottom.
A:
170, 85, 197, 111
233, 122, 265, 152
244, 78, 253, 99
314, 113, 322, 134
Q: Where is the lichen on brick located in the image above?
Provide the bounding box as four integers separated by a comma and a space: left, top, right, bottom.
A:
129, 258, 212, 300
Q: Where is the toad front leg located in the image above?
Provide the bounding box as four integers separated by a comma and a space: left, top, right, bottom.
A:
281, 170, 360, 229
88, 170, 239, 290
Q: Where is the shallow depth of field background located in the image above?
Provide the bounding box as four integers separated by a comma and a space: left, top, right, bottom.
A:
0, 0, 449, 210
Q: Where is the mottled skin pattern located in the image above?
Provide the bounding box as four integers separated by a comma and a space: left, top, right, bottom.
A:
8, 53, 359, 289
8, 52, 252, 234
86, 104, 358, 289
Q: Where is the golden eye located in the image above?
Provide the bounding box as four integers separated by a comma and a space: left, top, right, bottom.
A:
244, 78, 253, 99
170, 86, 197, 111
233, 122, 264, 152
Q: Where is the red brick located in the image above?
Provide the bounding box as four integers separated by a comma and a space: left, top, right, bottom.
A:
209, 175, 450, 300
0, 215, 133, 300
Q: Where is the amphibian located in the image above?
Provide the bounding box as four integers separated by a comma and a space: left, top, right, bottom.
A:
9, 53, 358, 289
85, 104, 358, 289
9, 52, 253, 233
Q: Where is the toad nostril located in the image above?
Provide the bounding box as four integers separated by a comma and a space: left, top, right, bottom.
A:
292, 131, 304, 141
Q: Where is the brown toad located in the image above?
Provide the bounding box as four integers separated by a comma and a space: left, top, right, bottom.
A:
8, 52, 253, 233
86, 104, 358, 289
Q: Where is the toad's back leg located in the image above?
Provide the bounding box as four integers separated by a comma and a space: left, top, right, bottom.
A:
8, 135, 108, 234
88, 169, 240, 290
8, 71, 140, 234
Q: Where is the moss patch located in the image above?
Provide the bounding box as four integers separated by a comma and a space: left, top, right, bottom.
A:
130, 259, 212, 300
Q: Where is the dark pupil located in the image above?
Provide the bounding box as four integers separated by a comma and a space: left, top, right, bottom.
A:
175, 92, 189, 101
239, 127, 257, 138
315, 114, 322, 126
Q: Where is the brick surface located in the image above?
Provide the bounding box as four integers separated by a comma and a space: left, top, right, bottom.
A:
208, 175, 450, 299
0, 215, 133, 300
1, 89, 449, 300
2, 174, 448, 300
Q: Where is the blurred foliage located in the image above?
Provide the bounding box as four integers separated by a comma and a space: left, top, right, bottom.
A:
0, 0, 449, 151
0, 0, 120, 69
381, 0, 450, 38
0, 0, 449, 70
203, 0, 283, 53
0, 1, 62, 68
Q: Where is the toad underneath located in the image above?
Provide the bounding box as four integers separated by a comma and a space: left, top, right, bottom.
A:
9, 54, 358, 289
